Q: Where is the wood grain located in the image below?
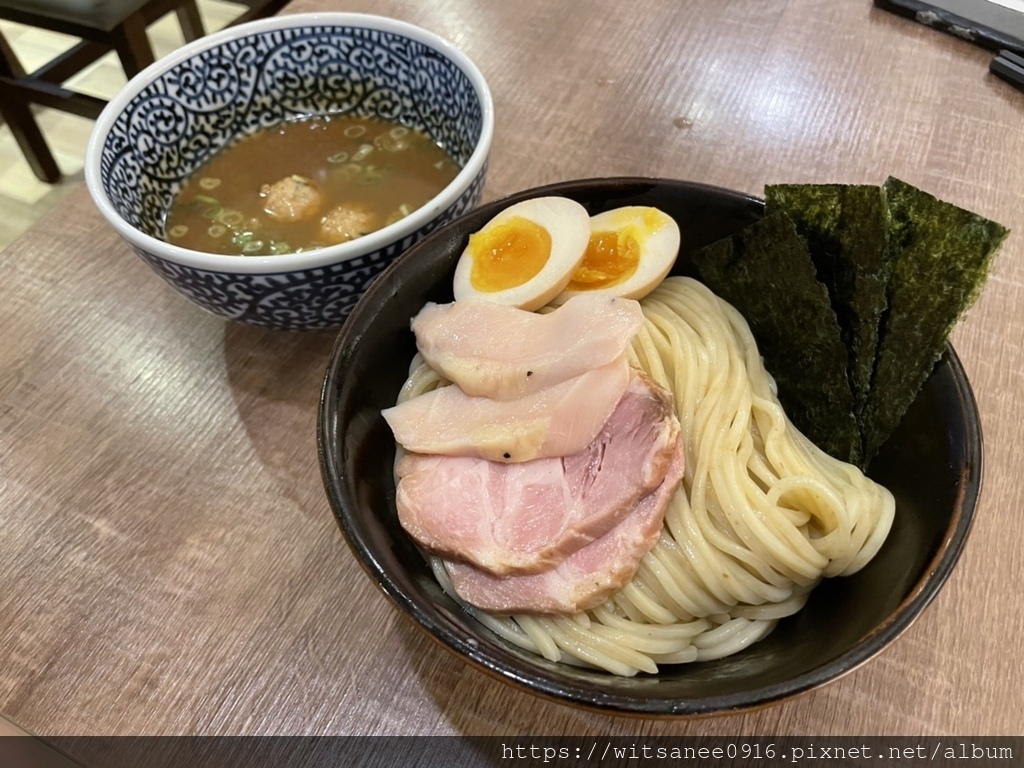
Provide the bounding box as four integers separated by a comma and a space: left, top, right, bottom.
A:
2, 0, 1023, 743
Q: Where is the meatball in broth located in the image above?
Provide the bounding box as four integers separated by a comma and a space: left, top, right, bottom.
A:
164, 114, 460, 256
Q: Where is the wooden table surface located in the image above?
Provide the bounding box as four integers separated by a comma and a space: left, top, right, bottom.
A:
2, 0, 1023, 743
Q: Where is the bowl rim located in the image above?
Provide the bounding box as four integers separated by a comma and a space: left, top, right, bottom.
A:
83, 11, 494, 275
317, 176, 984, 716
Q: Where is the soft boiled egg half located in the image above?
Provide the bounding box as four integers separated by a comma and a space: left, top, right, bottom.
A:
452, 197, 591, 311
452, 198, 681, 310
552, 206, 680, 304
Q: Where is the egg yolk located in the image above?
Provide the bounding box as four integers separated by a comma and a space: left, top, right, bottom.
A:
565, 229, 641, 291
468, 216, 551, 292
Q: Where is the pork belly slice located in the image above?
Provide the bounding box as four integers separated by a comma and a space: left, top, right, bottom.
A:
444, 446, 684, 615
382, 356, 629, 463
395, 372, 680, 576
411, 293, 644, 400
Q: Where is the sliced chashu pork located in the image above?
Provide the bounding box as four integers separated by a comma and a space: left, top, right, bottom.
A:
411, 294, 644, 400
444, 446, 684, 615
395, 372, 680, 576
382, 356, 629, 463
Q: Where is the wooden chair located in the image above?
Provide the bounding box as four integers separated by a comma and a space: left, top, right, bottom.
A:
0, 0, 289, 182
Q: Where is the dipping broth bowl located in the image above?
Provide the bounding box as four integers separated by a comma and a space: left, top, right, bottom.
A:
317, 177, 982, 716
85, 12, 493, 331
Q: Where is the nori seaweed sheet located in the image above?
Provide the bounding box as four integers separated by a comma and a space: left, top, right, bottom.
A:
692, 212, 861, 465
864, 177, 1009, 459
764, 184, 891, 439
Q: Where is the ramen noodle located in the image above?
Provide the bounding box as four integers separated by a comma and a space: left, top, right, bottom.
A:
397, 276, 895, 676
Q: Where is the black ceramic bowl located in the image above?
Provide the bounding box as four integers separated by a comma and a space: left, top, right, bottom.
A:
317, 178, 982, 716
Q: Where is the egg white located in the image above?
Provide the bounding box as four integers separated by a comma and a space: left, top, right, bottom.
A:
552, 206, 680, 304
452, 196, 591, 311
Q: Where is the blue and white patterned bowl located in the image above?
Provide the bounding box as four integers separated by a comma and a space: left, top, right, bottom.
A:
85, 13, 493, 330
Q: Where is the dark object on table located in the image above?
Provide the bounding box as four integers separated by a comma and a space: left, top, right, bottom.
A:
318, 177, 983, 717
875, 0, 1024, 53
990, 48, 1024, 91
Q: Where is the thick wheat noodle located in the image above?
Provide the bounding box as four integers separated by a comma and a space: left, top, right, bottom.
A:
403, 277, 895, 675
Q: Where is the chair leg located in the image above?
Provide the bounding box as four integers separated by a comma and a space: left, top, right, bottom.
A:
0, 82, 62, 183
228, 0, 291, 27
0, 0, 215, 184
0, 28, 27, 78
175, 0, 206, 42
109, 11, 156, 79
0, 31, 61, 182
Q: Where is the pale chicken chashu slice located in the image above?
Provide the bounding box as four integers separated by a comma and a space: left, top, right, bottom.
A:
443, 445, 684, 615
394, 372, 681, 576
382, 356, 630, 463
411, 293, 644, 401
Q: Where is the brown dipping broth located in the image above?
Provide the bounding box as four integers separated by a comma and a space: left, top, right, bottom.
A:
163, 114, 460, 256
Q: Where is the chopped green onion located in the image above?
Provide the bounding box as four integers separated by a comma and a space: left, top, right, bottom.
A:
343, 125, 367, 138
207, 224, 227, 238
357, 166, 383, 185
327, 151, 349, 164
351, 144, 373, 162
199, 177, 221, 190
167, 224, 189, 238
386, 204, 413, 226
194, 194, 219, 205
219, 210, 244, 227
242, 240, 264, 254
332, 163, 362, 181
375, 125, 413, 152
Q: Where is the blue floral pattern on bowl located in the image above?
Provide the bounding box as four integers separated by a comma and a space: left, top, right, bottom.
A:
92, 18, 490, 330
